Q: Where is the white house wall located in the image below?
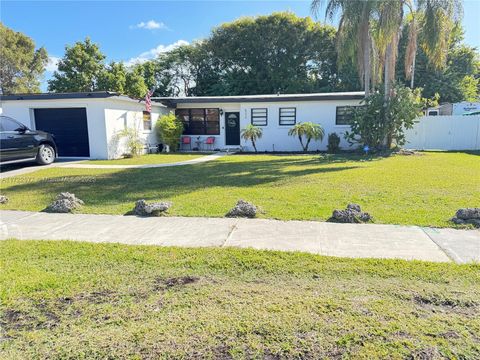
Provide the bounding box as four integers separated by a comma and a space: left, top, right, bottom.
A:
0, 98, 109, 158
103, 100, 168, 159
176, 99, 362, 151
239, 99, 360, 151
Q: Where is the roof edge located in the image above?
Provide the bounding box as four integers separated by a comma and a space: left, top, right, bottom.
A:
153, 91, 365, 106
0, 91, 121, 101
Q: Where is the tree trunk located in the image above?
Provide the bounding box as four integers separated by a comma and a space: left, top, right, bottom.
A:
305, 137, 312, 152
410, 50, 416, 88
252, 139, 257, 153
384, 43, 392, 100
298, 135, 305, 152
364, 34, 371, 96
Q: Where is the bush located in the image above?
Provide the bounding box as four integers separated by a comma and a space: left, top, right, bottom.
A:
344, 84, 425, 150
116, 127, 143, 157
155, 113, 184, 152
241, 124, 263, 152
288, 122, 325, 152
327, 132, 341, 153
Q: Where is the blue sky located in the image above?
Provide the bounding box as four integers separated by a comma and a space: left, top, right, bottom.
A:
1, 0, 479, 91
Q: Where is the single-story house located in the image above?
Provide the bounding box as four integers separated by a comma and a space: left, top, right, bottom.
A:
0, 92, 168, 159
156, 92, 364, 152
0, 91, 364, 158
2, 91, 479, 156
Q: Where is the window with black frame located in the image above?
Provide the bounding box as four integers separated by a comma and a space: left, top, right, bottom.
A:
251, 108, 267, 126
175, 108, 220, 135
279, 107, 296, 126
335, 106, 358, 125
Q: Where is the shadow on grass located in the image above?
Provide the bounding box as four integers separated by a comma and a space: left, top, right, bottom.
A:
2, 156, 363, 206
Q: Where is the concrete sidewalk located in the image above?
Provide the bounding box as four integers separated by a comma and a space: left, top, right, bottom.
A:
60, 152, 227, 169
0, 153, 226, 179
2, 210, 479, 263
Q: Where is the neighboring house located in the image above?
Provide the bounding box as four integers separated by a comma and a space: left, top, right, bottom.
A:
0, 92, 168, 159
156, 92, 364, 152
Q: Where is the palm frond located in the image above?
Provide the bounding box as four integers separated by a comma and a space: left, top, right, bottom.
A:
417, 0, 463, 69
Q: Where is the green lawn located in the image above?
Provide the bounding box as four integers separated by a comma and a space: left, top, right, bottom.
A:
1, 152, 479, 227
1, 240, 479, 359
85, 153, 208, 165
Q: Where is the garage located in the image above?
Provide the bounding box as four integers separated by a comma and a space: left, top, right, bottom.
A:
0, 92, 168, 159
34, 108, 90, 157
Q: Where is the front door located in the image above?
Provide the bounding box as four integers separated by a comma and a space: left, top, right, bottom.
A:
225, 112, 240, 146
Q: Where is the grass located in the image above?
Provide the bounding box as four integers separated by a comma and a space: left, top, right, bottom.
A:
1, 240, 479, 359
1, 152, 479, 227
85, 153, 208, 165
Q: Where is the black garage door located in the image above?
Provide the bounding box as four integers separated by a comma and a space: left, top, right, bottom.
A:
34, 108, 90, 157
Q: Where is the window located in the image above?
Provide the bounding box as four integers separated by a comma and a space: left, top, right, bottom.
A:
142, 111, 152, 131
279, 107, 296, 126
251, 108, 267, 126
175, 108, 220, 135
335, 106, 357, 125
0, 116, 24, 132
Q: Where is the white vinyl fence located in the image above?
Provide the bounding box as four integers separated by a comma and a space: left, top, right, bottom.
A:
404, 115, 480, 151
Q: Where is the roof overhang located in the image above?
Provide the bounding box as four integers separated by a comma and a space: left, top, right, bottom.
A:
154, 91, 365, 108
0, 92, 166, 107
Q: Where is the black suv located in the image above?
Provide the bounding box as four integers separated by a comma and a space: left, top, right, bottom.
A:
0, 115, 57, 165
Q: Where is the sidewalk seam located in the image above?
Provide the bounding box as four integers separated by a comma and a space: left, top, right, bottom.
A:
420, 227, 456, 263
222, 220, 239, 247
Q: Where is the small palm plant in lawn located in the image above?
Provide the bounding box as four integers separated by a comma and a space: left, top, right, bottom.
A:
288, 122, 325, 152
241, 124, 263, 152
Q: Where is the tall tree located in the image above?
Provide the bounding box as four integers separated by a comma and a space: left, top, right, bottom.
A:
0, 23, 48, 94
97, 62, 127, 94
124, 66, 148, 99
142, 13, 359, 96
312, 0, 463, 98
48, 38, 105, 92
207, 12, 345, 95
48, 38, 148, 99
154, 44, 210, 96
312, 0, 375, 95
397, 24, 479, 103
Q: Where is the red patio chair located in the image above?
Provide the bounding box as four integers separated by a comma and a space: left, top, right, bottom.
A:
181, 136, 191, 150
205, 137, 215, 150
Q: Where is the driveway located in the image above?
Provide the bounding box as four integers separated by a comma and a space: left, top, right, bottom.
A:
1, 210, 479, 263
0, 159, 83, 179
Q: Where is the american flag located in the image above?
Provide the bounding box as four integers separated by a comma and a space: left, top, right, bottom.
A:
145, 89, 153, 112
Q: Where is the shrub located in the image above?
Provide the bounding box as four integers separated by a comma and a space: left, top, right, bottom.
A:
116, 127, 143, 157
155, 113, 184, 152
288, 122, 325, 152
327, 132, 341, 153
241, 124, 263, 152
344, 84, 425, 150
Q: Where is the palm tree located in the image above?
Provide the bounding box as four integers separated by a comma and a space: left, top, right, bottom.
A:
312, 0, 462, 96
312, 0, 376, 96
241, 124, 263, 152
404, 0, 462, 88
288, 122, 325, 152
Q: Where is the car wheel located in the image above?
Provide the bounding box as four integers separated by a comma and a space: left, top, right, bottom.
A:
36, 144, 55, 165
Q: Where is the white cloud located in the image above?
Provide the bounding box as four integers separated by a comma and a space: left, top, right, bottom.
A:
46, 56, 60, 72
124, 40, 189, 67
130, 20, 168, 30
